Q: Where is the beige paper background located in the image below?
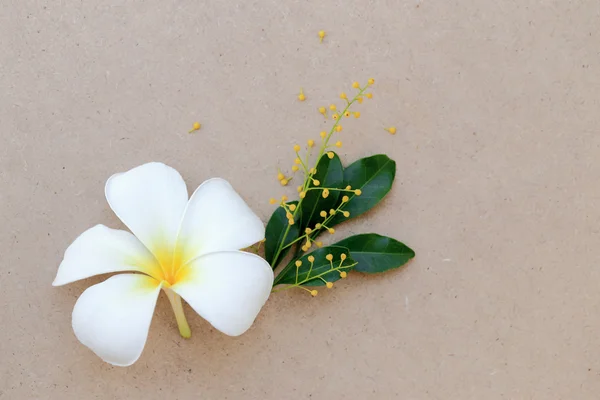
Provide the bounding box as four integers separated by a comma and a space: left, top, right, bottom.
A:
2, 1, 599, 398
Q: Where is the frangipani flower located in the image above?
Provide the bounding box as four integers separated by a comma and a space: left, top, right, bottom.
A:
53, 162, 273, 366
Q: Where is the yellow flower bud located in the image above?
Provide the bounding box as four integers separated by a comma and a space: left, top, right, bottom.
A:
340, 92, 347, 100
326, 282, 333, 289
299, 191, 306, 199
366, 93, 373, 99
307, 139, 315, 147
310, 289, 318, 297
319, 107, 326, 115
329, 104, 336, 111
289, 204, 297, 211
368, 78, 375, 85
354, 111, 360, 118
294, 158, 301, 165
293, 144, 301, 152
269, 198, 277, 204
327, 152, 334, 159
342, 195, 349, 202
352, 81, 360, 89
344, 111, 350, 118
320, 211, 327, 217
296, 260, 302, 267
335, 125, 342, 132
280, 179, 288, 186
308, 255, 315, 262
281, 195, 288, 202
315, 241, 323, 247
326, 254, 333, 261
340, 254, 347, 260
386, 126, 397, 135
335, 141, 342, 147
343, 211, 350, 217
328, 228, 335, 234
320, 131, 327, 138
292, 165, 299, 172
340, 271, 347, 278
277, 172, 285, 180
355, 189, 362, 196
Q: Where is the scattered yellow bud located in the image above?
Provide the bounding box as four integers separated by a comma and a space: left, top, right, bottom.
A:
298, 88, 306, 101
345, 185, 352, 190
342, 195, 349, 202
332, 113, 339, 120
340, 271, 347, 278
315, 223, 322, 229
280, 179, 288, 186
305, 227, 312, 234
277, 172, 285, 180
301, 245, 308, 251
288, 218, 295, 225
354, 111, 360, 118
355, 189, 362, 196
313, 179, 320, 186
327, 152, 334, 159
322, 189, 330, 198
326, 254, 333, 261
352, 81, 360, 89
319, 106, 326, 115
269, 198, 277, 204
297, 185, 303, 193
286, 212, 293, 219
292, 165, 299, 172
320, 131, 327, 139
318, 30, 326, 43
308, 255, 315, 262
305, 241, 312, 249
340, 92, 347, 100
328, 228, 335, 234
386, 126, 397, 135
343, 211, 350, 217
329, 209, 336, 215
299, 191, 306, 199
368, 78, 375, 85
366, 93, 373, 99
344, 111, 350, 118
281, 195, 288, 202
296, 260, 302, 267
335, 125, 342, 132
307, 139, 315, 147
310, 289, 318, 297
357, 97, 364, 104
329, 104, 336, 111
293, 144, 301, 152
335, 140, 342, 147
326, 282, 334, 289
188, 122, 201, 133
309, 167, 316, 174
294, 158, 301, 165
289, 204, 297, 211
340, 254, 347, 260
320, 211, 327, 218
315, 241, 323, 247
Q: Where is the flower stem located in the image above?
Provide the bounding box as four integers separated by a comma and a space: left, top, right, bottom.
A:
165, 290, 191, 339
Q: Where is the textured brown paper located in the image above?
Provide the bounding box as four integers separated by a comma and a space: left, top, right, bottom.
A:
1, 1, 599, 399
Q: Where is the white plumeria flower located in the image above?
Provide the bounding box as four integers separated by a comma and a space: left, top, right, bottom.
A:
53, 162, 273, 366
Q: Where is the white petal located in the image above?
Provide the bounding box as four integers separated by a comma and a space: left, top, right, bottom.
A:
175, 178, 264, 264
171, 251, 273, 336
72, 274, 162, 366
53, 225, 162, 286
105, 162, 188, 261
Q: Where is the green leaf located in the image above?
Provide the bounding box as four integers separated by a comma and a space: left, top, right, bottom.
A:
299, 152, 344, 233
330, 154, 396, 227
333, 233, 415, 273
264, 201, 301, 267
274, 245, 356, 286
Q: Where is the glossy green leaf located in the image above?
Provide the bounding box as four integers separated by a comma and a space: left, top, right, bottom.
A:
264, 201, 301, 267
333, 233, 414, 273
299, 152, 344, 233
330, 154, 396, 227
273, 245, 356, 286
